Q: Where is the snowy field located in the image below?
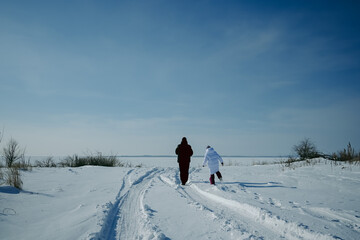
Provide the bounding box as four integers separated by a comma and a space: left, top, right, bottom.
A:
1, 157, 359, 240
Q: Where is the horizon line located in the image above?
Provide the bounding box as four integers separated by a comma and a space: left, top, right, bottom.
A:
24, 155, 288, 158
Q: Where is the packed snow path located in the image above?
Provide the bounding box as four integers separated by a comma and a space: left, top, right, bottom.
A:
90, 167, 359, 240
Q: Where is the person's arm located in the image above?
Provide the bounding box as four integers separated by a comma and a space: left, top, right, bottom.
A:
203, 152, 208, 167
217, 152, 224, 166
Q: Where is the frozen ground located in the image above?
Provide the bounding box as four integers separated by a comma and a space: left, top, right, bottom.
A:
1, 157, 359, 240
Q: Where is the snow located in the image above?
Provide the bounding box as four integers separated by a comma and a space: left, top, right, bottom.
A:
1, 157, 360, 240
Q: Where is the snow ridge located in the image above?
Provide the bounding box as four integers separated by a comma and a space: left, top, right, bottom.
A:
190, 184, 333, 240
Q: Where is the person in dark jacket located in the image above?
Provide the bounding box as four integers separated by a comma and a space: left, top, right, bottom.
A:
175, 137, 193, 185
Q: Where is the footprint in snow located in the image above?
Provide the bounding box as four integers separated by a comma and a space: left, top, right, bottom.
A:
144, 204, 157, 217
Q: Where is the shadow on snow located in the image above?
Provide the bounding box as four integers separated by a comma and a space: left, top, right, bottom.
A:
0, 186, 54, 197
191, 181, 296, 189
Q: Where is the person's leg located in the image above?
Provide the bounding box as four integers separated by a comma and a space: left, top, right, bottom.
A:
216, 171, 222, 180
179, 162, 189, 185
179, 164, 185, 185
183, 161, 189, 184
180, 173, 186, 185
209, 174, 215, 184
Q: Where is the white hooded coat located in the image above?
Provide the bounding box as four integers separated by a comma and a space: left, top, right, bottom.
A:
203, 147, 223, 174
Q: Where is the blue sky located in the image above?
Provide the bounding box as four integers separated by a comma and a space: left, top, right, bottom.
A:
1, 0, 360, 156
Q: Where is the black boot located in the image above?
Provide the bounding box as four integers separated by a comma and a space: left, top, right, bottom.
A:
210, 174, 215, 185
216, 171, 222, 181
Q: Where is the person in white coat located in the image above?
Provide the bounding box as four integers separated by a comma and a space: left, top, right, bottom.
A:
203, 146, 224, 185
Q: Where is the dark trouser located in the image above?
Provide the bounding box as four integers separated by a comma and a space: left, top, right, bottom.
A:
179, 161, 190, 185
210, 171, 222, 184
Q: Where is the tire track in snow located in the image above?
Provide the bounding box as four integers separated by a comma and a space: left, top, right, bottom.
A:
301, 207, 360, 236
158, 168, 259, 240
93, 167, 337, 240
91, 168, 167, 240
162, 168, 337, 239
189, 184, 335, 240
117, 168, 160, 240
90, 169, 134, 240
216, 182, 355, 240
